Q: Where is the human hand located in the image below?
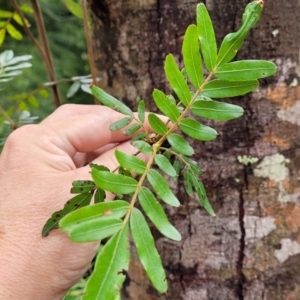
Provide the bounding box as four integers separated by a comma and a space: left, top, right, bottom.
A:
0, 104, 153, 299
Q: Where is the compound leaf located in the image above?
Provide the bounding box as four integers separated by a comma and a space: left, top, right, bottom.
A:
148, 113, 168, 135
130, 208, 168, 293
91, 169, 138, 194
164, 54, 191, 106
167, 133, 194, 156
217, 1, 263, 66
154, 154, 177, 178
42, 192, 93, 237
109, 116, 133, 131
179, 118, 217, 141
147, 169, 180, 207
197, 3, 217, 71
115, 149, 146, 174
202, 79, 258, 98
152, 89, 180, 123
91, 85, 133, 116
216, 60, 276, 81
138, 187, 181, 241
83, 225, 129, 300
182, 24, 203, 88
191, 98, 244, 121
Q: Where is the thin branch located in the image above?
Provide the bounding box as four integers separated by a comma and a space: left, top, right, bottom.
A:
11, 0, 62, 107
0, 104, 16, 129
30, 0, 61, 107
81, 0, 98, 104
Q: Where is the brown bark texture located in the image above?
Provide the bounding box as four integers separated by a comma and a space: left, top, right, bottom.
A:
90, 0, 300, 299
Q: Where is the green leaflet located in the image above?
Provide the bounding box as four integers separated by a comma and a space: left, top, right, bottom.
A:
123, 123, 142, 135
173, 158, 182, 176
89, 163, 109, 172
138, 187, 181, 241
216, 60, 276, 81
6, 23, 23, 40
152, 89, 180, 123
138, 100, 146, 122
167, 133, 194, 156
154, 154, 177, 178
202, 79, 258, 98
94, 188, 105, 203
130, 132, 147, 143
182, 24, 203, 88
191, 98, 244, 121
91, 85, 133, 116
70, 180, 95, 194
147, 169, 180, 207
59, 200, 130, 231
109, 116, 133, 131
130, 208, 168, 293
217, 1, 263, 66
164, 54, 191, 106
190, 176, 215, 216
63, 218, 123, 243
148, 113, 168, 135
83, 225, 130, 300
179, 118, 217, 141
115, 149, 146, 175
42, 192, 93, 237
183, 170, 194, 196
197, 3, 217, 71
132, 140, 153, 154
91, 169, 138, 194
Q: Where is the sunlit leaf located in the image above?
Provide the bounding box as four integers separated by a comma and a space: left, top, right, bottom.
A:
83, 225, 129, 300
19, 4, 34, 14
91, 85, 133, 116
216, 60, 276, 81
94, 188, 105, 203
217, 1, 263, 66
132, 140, 153, 154
115, 149, 146, 174
191, 98, 244, 121
182, 24, 203, 88
167, 133, 194, 156
130, 208, 168, 293
147, 169, 180, 207
138, 187, 181, 241
179, 118, 217, 141
70, 180, 95, 194
6, 23, 23, 40
0, 29, 6, 47
62, 0, 83, 19
59, 200, 129, 231
154, 154, 177, 178
148, 113, 168, 135
164, 54, 191, 106
123, 123, 142, 135
138, 100, 145, 123
152, 89, 180, 123
197, 3, 217, 71
13, 13, 30, 27
91, 169, 138, 195
0, 10, 13, 18
109, 116, 133, 131
42, 192, 93, 237
202, 79, 258, 98
27, 95, 39, 108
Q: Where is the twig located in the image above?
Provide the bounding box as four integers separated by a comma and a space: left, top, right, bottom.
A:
11, 0, 62, 107
81, 0, 98, 104
0, 104, 16, 129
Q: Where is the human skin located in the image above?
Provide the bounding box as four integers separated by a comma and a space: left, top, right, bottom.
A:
0, 104, 157, 299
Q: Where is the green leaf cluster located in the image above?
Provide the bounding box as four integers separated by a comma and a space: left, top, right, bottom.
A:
43, 1, 276, 299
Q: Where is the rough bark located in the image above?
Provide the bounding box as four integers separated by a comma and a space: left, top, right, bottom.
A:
90, 0, 300, 299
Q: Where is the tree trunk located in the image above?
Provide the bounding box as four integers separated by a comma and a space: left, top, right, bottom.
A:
90, 0, 300, 299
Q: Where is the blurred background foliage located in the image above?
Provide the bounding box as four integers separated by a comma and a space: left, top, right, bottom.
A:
0, 0, 94, 149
